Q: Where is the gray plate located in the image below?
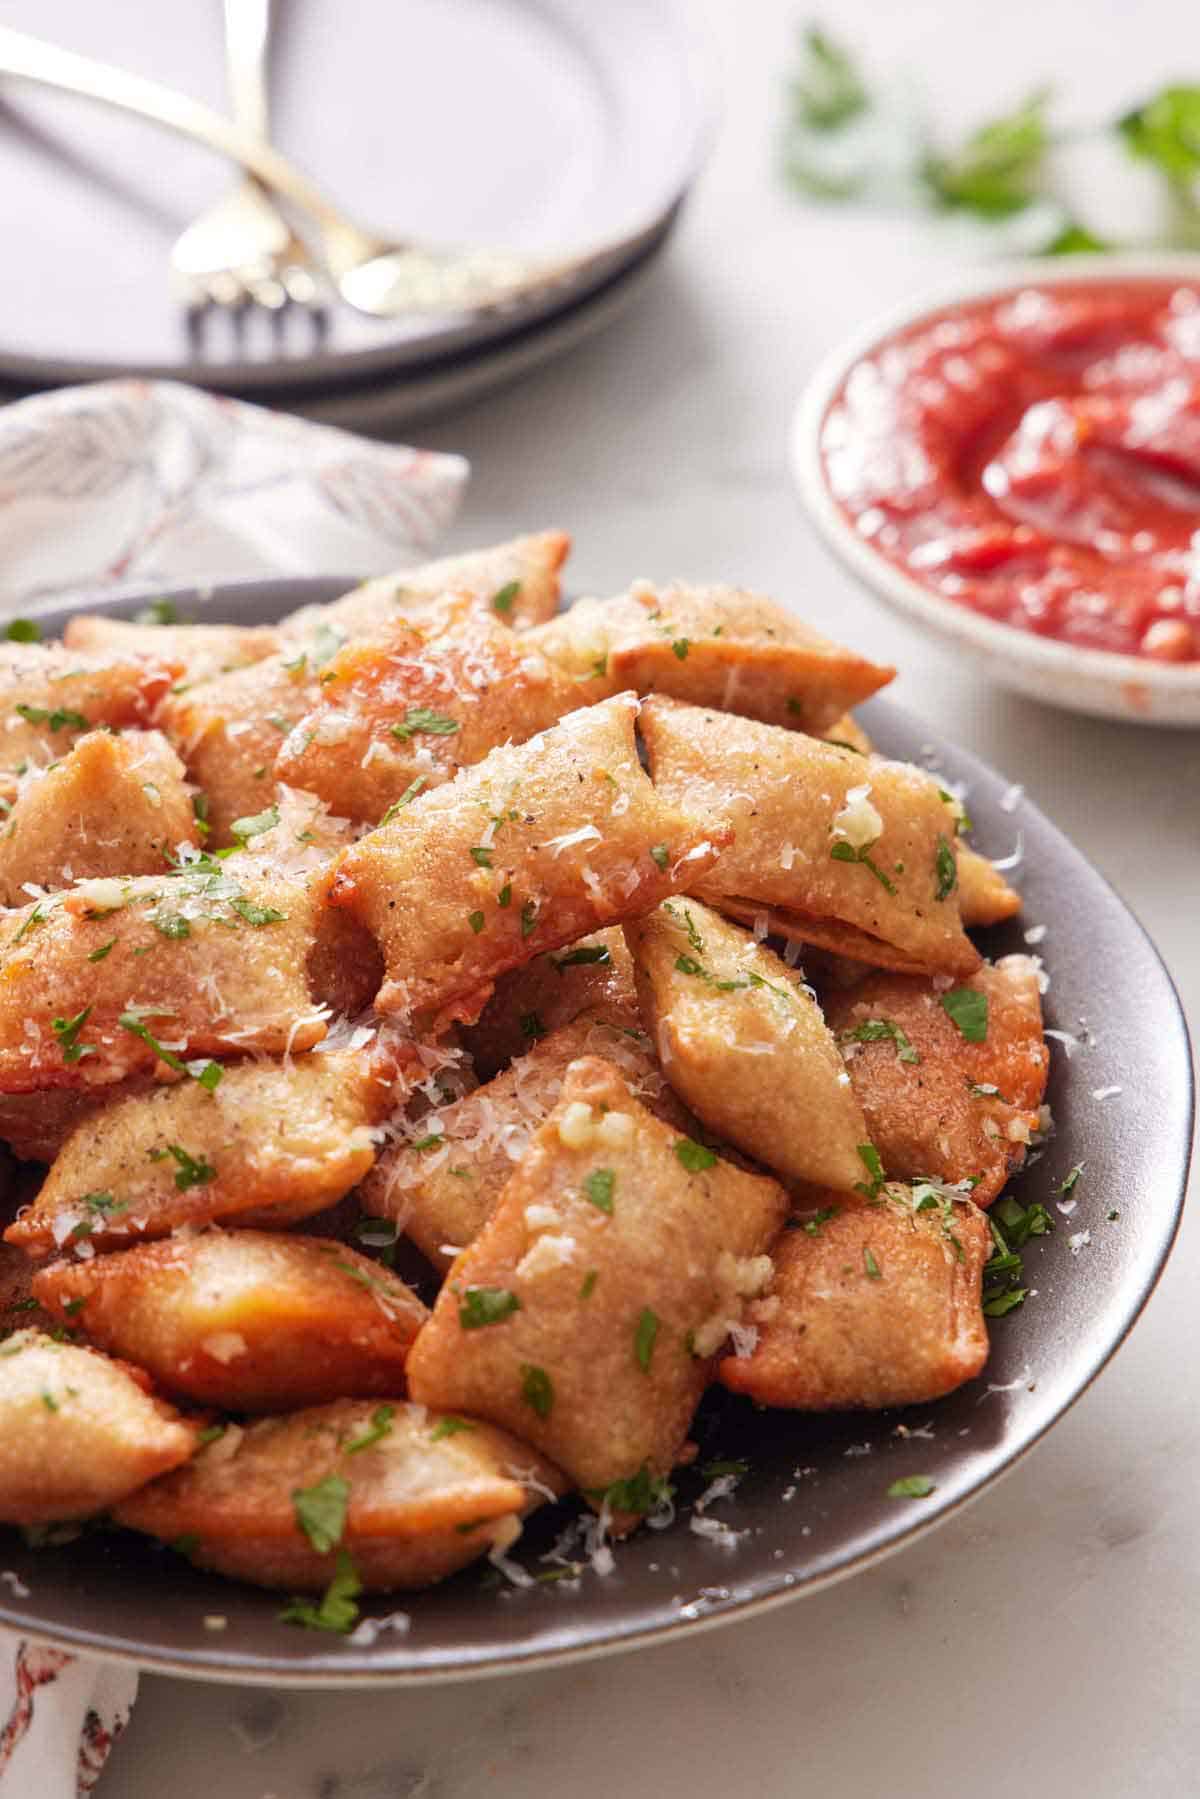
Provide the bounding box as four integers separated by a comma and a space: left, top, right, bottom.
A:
0, 578, 1192, 1685
0, 0, 713, 392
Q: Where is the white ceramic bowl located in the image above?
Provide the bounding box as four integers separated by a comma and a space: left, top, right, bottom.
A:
791, 255, 1200, 728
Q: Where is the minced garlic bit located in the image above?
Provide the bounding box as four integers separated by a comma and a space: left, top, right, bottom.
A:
594, 1110, 634, 1151
201, 1332, 247, 1364
516, 1233, 578, 1281
557, 1101, 596, 1149
831, 782, 883, 850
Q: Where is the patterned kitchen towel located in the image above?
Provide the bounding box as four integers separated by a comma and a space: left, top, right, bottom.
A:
0, 376, 468, 1795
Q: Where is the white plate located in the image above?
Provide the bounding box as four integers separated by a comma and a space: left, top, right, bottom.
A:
0, 0, 715, 391
790, 255, 1200, 728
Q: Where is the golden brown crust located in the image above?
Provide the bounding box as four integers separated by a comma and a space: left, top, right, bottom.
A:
461, 928, 637, 1080
115, 1400, 565, 1591
640, 697, 980, 979
405, 1056, 788, 1504
33, 1232, 428, 1410
0, 644, 178, 794
625, 900, 868, 1192
6, 1049, 400, 1254
326, 694, 733, 1026
275, 599, 578, 825
821, 957, 1049, 1205
0, 1330, 197, 1523
718, 1195, 991, 1409
957, 845, 1022, 926
0, 731, 196, 907
63, 615, 281, 682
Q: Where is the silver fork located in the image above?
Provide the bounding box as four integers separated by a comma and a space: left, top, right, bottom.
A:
170, 0, 322, 319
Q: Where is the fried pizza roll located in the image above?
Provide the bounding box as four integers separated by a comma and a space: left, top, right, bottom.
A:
820, 712, 875, 755
327, 694, 732, 1026
0, 1331, 196, 1524
230, 784, 359, 880
640, 697, 980, 979
0, 730, 196, 907
405, 1057, 788, 1513
822, 956, 1049, 1205
6, 1049, 398, 1254
362, 1008, 689, 1273
461, 928, 637, 1080
115, 1400, 565, 1591
718, 1192, 991, 1409
0, 1081, 151, 1166
0, 866, 332, 1092
528, 582, 893, 731
34, 1233, 428, 1410
63, 614, 281, 682
276, 598, 578, 824
0, 642, 177, 792
279, 530, 570, 640
957, 845, 1022, 927
625, 900, 868, 1192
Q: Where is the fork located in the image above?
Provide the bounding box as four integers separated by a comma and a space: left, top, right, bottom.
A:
170, 0, 322, 318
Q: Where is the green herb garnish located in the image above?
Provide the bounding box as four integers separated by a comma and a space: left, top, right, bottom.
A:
840, 1018, 920, 1065
674, 1138, 717, 1173
583, 1168, 615, 1213
634, 1307, 659, 1372
458, 1286, 520, 1330
940, 988, 989, 1042
391, 707, 460, 742
520, 1364, 554, 1419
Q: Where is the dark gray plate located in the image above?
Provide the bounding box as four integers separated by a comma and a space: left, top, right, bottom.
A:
0, 578, 1191, 1685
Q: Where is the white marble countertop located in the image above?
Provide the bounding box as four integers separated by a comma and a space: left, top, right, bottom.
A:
101, 1, 1198, 1792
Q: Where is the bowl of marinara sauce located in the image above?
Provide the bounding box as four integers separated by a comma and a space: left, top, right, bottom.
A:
792, 258, 1200, 725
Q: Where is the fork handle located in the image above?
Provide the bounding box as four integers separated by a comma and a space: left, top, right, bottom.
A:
224, 0, 271, 140
0, 22, 356, 241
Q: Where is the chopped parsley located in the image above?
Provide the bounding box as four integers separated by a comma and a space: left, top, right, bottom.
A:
378, 775, 427, 826
391, 707, 460, 741
191, 794, 211, 840
674, 1138, 717, 1173
467, 910, 485, 934
492, 579, 521, 615
887, 1475, 936, 1499
580, 1270, 598, 1300
591, 1465, 674, 1516
520, 1364, 554, 1419
498, 883, 512, 908
671, 638, 690, 661
993, 1195, 1054, 1247
829, 837, 897, 895
135, 598, 179, 626
554, 944, 611, 971
583, 1168, 616, 1213
840, 1018, 920, 1064
863, 1247, 882, 1279
292, 1474, 349, 1554
801, 1205, 839, 1236
153, 913, 190, 940
940, 987, 989, 1041
520, 899, 538, 940
4, 618, 39, 642
458, 1286, 521, 1330
429, 1415, 476, 1441
118, 1010, 187, 1073
12, 903, 48, 944
854, 1143, 886, 1199
51, 1007, 94, 1064
982, 1211, 1032, 1316
634, 1307, 659, 1372
410, 1132, 444, 1153
469, 846, 494, 867
230, 805, 280, 843
86, 938, 116, 963
195, 1423, 228, 1447
1057, 1163, 1084, 1196
934, 834, 957, 901
279, 1550, 361, 1635
230, 897, 285, 927
649, 843, 670, 870
15, 703, 89, 733
163, 1145, 216, 1191
344, 1405, 395, 1456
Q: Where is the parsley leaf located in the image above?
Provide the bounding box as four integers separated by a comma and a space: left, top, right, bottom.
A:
135, 598, 180, 626
429, 1415, 476, 1441
86, 939, 116, 963
854, 1142, 885, 1199
51, 1007, 94, 1064
921, 88, 1051, 216
4, 619, 39, 642
492, 580, 521, 616
344, 1405, 395, 1455
940, 987, 989, 1041
583, 1168, 616, 1213
934, 834, 957, 901
840, 1018, 920, 1065
1120, 85, 1200, 184
231, 897, 286, 927
520, 899, 538, 940
469, 846, 493, 867
830, 836, 898, 895
580, 1269, 598, 1300
520, 1364, 554, 1419
467, 910, 485, 934
634, 1307, 659, 1372
649, 843, 670, 870
993, 1196, 1054, 1247
863, 1247, 882, 1279
279, 1549, 362, 1634
230, 805, 280, 843
671, 638, 690, 661
591, 1465, 674, 1516
163, 1144, 216, 1191
391, 707, 459, 742
458, 1286, 520, 1330
15, 703, 89, 733
553, 944, 611, 971
789, 24, 868, 131
378, 775, 427, 826
292, 1474, 350, 1555
888, 1475, 936, 1499
674, 1138, 717, 1173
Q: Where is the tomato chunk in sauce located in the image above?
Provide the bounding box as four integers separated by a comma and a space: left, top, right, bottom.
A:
821, 280, 1200, 662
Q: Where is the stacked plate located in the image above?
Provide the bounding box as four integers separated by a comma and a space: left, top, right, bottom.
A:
0, 0, 714, 425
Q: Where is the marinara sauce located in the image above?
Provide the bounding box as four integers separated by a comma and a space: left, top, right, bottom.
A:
820, 280, 1200, 661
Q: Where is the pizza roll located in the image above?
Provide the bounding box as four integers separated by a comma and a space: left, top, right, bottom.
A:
405, 1057, 788, 1515
0, 1082, 151, 1166
6, 1049, 399, 1255
0, 1233, 53, 1335
230, 784, 359, 881
957, 845, 1022, 927
528, 582, 893, 731
640, 697, 980, 979
820, 712, 875, 755
719, 1191, 991, 1409
822, 956, 1049, 1205
34, 1232, 428, 1410
0, 862, 358, 1092
327, 694, 732, 1027
362, 1007, 688, 1273
461, 928, 637, 1080
0, 1330, 196, 1524
276, 598, 578, 824
63, 614, 281, 683
0, 730, 196, 907
0, 643, 177, 793
279, 531, 570, 641
625, 900, 868, 1192
115, 1400, 565, 1591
